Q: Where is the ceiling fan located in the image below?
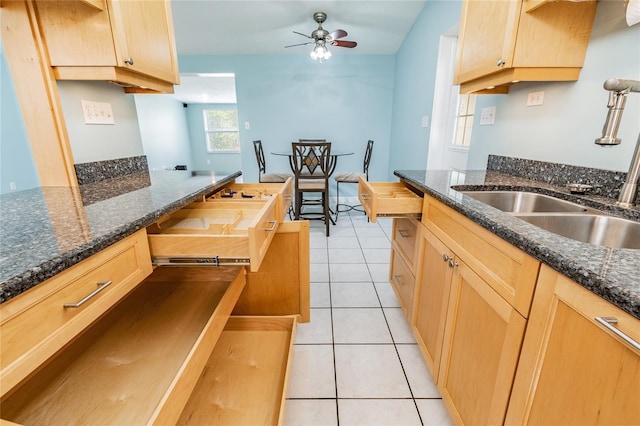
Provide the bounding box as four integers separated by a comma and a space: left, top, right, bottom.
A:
285, 11, 357, 61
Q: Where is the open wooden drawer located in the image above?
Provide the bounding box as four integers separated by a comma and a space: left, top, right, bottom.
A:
0, 230, 152, 398
147, 196, 279, 272
1, 267, 297, 426
358, 178, 423, 222
207, 178, 292, 222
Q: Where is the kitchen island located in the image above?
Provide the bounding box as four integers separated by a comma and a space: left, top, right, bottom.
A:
0, 169, 308, 425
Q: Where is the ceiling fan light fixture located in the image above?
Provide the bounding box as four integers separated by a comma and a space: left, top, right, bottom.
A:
310, 42, 331, 62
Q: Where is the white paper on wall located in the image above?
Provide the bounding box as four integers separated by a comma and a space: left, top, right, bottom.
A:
627, 0, 640, 26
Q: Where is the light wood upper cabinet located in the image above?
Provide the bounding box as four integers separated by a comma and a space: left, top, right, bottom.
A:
506, 265, 640, 425
455, 0, 597, 93
34, 0, 179, 93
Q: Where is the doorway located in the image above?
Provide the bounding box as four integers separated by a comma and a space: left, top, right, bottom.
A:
426, 28, 473, 171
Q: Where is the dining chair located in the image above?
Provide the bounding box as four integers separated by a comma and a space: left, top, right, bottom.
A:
291, 141, 332, 236
253, 140, 293, 183
333, 140, 374, 219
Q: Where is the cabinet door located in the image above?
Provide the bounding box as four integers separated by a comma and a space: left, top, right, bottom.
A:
506, 266, 640, 425
390, 247, 415, 319
108, 0, 179, 84
233, 221, 310, 323
413, 227, 454, 382
455, 0, 521, 84
438, 258, 526, 425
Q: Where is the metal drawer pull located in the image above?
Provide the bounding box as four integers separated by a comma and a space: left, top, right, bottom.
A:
262, 220, 277, 231
63, 280, 112, 308
442, 254, 450, 262
595, 317, 640, 351
398, 229, 409, 238
394, 275, 405, 286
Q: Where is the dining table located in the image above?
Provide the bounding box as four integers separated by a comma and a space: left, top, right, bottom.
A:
271, 149, 354, 224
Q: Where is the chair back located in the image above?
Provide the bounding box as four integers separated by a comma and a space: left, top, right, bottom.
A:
291, 141, 332, 184
253, 140, 267, 175
363, 140, 374, 179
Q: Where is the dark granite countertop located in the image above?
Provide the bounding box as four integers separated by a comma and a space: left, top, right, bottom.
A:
395, 169, 640, 320
0, 170, 241, 303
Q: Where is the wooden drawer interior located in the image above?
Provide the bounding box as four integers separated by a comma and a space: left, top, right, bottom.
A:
207, 179, 292, 222
390, 248, 416, 319
177, 315, 296, 425
0, 266, 247, 425
358, 179, 422, 223
147, 198, 279, 272
0, 229, 152, 398
423, 196, 540, 317
393, 218, 419, 271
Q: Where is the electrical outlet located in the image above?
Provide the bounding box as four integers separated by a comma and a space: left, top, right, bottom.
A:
81, 100, 114, 124
526, 91, 545, 106
244, 121, 250, 130
9, 182, 16, 191
479, 106, 496, 125
421, 115, 429, 128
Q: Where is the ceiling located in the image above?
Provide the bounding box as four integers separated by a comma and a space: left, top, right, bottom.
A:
169, 0, 427, 103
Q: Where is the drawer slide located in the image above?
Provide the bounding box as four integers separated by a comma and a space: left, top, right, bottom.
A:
152, 256, 250, 267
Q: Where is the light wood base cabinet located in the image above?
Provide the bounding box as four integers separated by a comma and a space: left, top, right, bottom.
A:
1, 186, 309, 424
413, 195, 540, 424
414, 226, 527, 425
413, 227, 454, 382
505, 265, 640, 425
438, 255, 526, 425
389, 218, 420, 319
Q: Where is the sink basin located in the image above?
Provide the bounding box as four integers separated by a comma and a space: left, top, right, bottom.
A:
514, 214, 640, 249
461, 191, 589, 213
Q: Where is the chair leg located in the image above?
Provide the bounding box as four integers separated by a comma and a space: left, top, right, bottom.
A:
335, 180, 340, 221
323, 192, 330, 236
295, 191, 302, 220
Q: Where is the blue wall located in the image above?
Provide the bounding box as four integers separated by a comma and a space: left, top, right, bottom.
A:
389, 0, 462, 175
0, 44, 40, 194
178, 54, 396, 185
135, 94, 192, 171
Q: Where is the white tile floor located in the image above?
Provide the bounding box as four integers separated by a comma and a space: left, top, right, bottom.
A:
284, 211, 453, 426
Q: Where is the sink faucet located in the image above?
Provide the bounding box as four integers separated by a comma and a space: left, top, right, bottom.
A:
595, 78, 640, 208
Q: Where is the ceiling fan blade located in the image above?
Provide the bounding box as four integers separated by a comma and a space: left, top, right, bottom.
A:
328, 29, 348, 40
285, 41, 315, 48
330, 40, 357, 48
292, 30, 312, 39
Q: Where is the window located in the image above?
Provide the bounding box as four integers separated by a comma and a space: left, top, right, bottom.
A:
203, 107, 240, 153
452, 93, 476, 148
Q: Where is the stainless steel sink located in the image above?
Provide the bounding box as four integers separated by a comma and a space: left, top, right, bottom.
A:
514, 214, 640, 249
459, 190, 639, 249
461, 191, 589, 213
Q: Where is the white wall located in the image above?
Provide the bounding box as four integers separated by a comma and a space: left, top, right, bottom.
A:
57, 81, 145, 164
466, 1, 640, 172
